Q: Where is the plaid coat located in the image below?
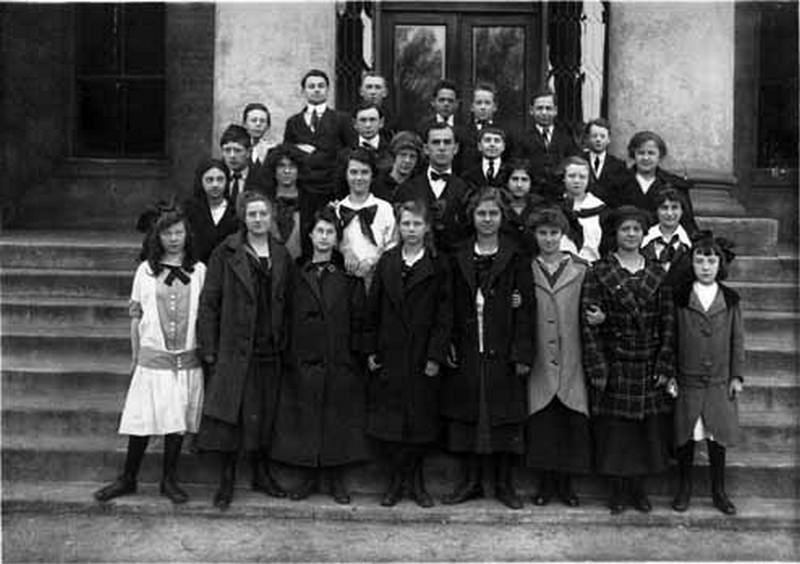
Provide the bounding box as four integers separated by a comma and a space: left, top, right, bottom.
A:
580, 256, 676, 419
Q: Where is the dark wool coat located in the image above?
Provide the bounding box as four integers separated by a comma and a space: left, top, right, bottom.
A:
441, 238, 535, 425
585, 151, 631, 203
500, 196, 548, 255
283, 108, 355, 195
185, 197, 240, 265
673, 282, 744, 447
461, 161, 513, 195
197, 233, 292, 424
459, 118, 517, 170
515, 124, 579, 188
580, 256, 676, 420
415, 115, 468, 174
364, 247, 453, 443
270, 260, 371, 467
393, 173, 470, 255
606, 167, 698, 234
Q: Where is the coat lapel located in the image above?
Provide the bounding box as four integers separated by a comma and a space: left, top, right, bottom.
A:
484, 244, 513, 290
456, 244, 477, 298
382, 250, 407, 314
269, 237, 287, 304
404, 252, 435, 293
299, 264, 323, 307
550, 256, 582, 294
228, 236, 255, 300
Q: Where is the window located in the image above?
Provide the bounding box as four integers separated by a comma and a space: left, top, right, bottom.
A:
74, 3, 166, 158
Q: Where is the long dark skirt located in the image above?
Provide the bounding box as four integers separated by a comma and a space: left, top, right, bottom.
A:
592, 413, 673, 476
525, 398, 591, 474
446, 420, 524, 455
196, 354, 280, 453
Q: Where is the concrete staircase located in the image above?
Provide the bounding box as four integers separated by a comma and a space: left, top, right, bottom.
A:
1, 226, 798, 550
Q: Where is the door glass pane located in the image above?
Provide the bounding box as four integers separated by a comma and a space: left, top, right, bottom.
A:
76, 4, 118, 75
393, 25, 446, 130
123, 4, 166, 75
472, 26, 525, 124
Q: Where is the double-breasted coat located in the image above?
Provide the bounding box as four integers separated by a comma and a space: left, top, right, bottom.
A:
196, 232, 292, 425
673, 282, 744, 447
364, 247, 453, 444
271, 260, 371, 467
580, 256, 676, 419
527, 254, 589, 417
441, 238, 534, 426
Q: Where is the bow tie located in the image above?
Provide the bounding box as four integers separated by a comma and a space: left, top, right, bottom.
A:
430, 171, 451, 182
476, 119, 490, 128
339, 205, 378, 246
163, 265, 190, 286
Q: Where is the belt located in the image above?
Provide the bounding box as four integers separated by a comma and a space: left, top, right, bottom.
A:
138, 347, 200, 371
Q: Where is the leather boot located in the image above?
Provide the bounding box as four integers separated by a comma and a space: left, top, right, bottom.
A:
409, 455, 434, 508
557, 473, 579, 507
494, 454, 523, 510
251, 451, 286, 498
442, 455, 484, 505
532, 471, 556, 506
94, 435, 149, 502
708, 440, 736, 515
671, 441, 694, 512
160, 433, 188, 504
328, 466, 351, 505
213, 452, 236, 510
630, 476, 652, 513
608, 477, 626, 515
289, 467, 318, 501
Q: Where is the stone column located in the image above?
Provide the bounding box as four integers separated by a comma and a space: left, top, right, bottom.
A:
213, 2, 336, 148
607, 2, 734, 173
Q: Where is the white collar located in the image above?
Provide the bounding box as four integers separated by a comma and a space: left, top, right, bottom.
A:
230, 166, 249, 180
436, 114, 454, 126
482, 156, 501, 169
307, 103, 327, 115
572, 192, 605, 210
693, 281, 719, 311
341, 192, 377, 209
428, 166, 453, 179
359, 135, 380, 149
402, 246, 425, 267
642, 224, 691, 247
590, 151, 607, 162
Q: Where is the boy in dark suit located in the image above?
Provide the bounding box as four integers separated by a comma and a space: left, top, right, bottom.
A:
416, 79, 467, 174
461, 126, 513, 195
582, 118, 630, 203
219, 124, 267, 201
284, 69, 355, 219
394, 123, 469, 255
242, 103, 275, 172
461, 83, 513, 169
359, 72, 397, 139
516, 89, 579, 199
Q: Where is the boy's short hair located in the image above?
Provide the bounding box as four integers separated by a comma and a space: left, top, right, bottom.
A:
220, 124, 251, 148
352, 101, 384, 119
477, 125, 507, 143
424, 122, 456, 144
235, 190, 272, 222
584, 117, 611, 134
242, 103, 271, 128
653, 186, 688, 212
473, 82, 497, 98
627, 130, 668, 159
301, 68, 330, 88
360, 71, 387, 86
432, 79, 459, 99
530, 88, 556, 105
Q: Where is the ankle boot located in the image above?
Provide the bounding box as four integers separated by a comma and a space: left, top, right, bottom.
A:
290, 467, 318, 501
671, 441, 694, 512
251, 451, 286, 498
380, 466, 404, 507
410, 455, 434, 508
608, 477, 626, 515
328, 466, 351, 505
160, 434, 188, 504
557, 473, 579, 507
532, 471, 556, 506
708, 440, 736, 515
630, 476, 652, 513
442, 455, 484, 505
213, 452, 237, 510
94, 435, 149, 502
494, 454, 523, 510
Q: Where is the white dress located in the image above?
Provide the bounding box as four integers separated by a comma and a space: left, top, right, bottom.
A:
118, 261, 206, 436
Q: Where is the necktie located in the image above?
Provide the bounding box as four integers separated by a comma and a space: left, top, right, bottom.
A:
361, 141, 376, 151
542, 127, 550, 147
486, 159, 495, 180
660, 234, 680, 263
430, 171, 451, 182
476, 119, 488, 130
230, 172, 241, 201
339, 204, 378, 246
163, 265, 191, 286
594, 156, 601, 176
310, 110, 320, 133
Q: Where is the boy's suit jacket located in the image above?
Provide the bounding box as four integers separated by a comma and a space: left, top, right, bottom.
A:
584, 151, 630, 203
283, 107, 355, 195
515, 123, 579, 184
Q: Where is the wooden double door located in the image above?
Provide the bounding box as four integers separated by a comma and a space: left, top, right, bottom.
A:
378, 2, 546, 132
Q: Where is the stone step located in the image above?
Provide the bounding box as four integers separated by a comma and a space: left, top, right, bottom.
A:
4, 481, 799, 538
726, 281, 798, 312
0, 230, 140, 270
1, 268, 132, 299
2, 296, 129, 327
729, 254, 798, 283
743, 311, 799, 347
2, 434, 795, 499
697, 217, 778, 255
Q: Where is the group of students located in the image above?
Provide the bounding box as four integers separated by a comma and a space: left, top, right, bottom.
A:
93, 69, 744, 517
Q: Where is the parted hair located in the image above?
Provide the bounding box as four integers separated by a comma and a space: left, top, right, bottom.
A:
192, 158, 230, 201
627, 130, 668, 159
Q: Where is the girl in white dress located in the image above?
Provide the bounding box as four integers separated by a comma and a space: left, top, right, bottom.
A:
94, 205, 206, 504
